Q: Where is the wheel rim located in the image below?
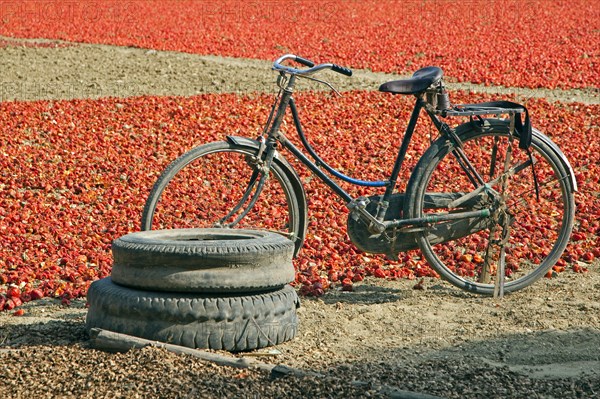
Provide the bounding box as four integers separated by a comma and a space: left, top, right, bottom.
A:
415, 130, 574, 294
146, 146, 300, 243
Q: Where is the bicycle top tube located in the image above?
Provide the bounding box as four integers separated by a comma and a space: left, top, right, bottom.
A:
326, 166, 389, 187
286, 98, 388, 188
273, 54, 353, 77
271, 55, 392, 188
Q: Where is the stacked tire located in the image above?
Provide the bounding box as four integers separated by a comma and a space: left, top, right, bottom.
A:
86, 229, 300, 351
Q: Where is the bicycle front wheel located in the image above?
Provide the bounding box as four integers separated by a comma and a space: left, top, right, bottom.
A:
405, 119, 575, 294
142, 140, 307, 256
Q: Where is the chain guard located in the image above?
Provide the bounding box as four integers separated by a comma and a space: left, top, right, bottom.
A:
346, 193, 420, 257
347, 192, 492, 258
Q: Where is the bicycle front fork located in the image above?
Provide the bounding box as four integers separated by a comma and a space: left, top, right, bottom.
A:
218, 139, 278, 227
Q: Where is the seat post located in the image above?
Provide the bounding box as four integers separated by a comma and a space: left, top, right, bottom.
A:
436, 85, 450, 111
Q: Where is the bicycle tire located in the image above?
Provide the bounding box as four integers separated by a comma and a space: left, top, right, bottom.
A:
141, 140, 307, 256
405, 119, 575, 295
86, 277, 300, 351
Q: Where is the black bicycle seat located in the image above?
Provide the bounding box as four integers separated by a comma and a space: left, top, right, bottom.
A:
379, 66, 443, 95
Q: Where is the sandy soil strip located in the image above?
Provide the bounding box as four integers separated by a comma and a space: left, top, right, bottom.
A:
1, 36, 598, 104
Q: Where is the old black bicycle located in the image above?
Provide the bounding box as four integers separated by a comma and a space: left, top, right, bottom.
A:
141, 54, 576, 296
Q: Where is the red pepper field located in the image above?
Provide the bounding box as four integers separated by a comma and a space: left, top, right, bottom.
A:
0, 0, 599, 310
1, 0, 598, 88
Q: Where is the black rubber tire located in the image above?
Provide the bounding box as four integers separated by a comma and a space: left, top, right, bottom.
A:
404, 120, 575, 295
86, 277, 300, 352
111, 228, 296, 293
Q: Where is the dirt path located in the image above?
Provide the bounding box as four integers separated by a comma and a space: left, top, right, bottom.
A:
2, 36, 599, 104
1, 38, 600, 398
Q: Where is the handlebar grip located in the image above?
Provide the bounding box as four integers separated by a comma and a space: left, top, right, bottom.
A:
295, 56, 315, 68
331, 64, 353, 77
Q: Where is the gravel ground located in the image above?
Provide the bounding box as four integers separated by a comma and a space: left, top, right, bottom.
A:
2, 272, 599, 398
1, 38, 599, 398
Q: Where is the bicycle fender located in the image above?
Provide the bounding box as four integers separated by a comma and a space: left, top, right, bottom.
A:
226, 135, 308, 256
226, 135, 279, 159
226, 135, 306, 191
531, 127, 577, 192
456, 120, 577, 192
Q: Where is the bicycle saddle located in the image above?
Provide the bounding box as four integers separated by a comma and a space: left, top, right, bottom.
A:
379, 66, 443, 95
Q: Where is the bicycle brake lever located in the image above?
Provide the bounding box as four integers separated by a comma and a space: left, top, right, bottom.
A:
277, 72, 288, 89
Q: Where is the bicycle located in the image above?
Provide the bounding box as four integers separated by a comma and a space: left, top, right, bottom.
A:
141, 54, 576, 297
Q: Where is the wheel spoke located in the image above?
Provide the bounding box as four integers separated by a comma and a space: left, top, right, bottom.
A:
218, 169, 260, 226
407, 121, 574, 295
141, 141, 306, 256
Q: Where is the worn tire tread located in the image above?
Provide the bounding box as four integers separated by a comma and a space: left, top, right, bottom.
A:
111, 228, 296, 293
86, 278, 299, 351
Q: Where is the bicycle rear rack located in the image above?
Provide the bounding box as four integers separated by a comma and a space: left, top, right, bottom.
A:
439, 105, 525, 118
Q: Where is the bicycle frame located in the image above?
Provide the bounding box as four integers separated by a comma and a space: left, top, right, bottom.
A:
256, 73, 491, 236
142, 53, 577, 297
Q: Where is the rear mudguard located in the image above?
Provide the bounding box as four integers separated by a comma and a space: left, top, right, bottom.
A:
456, 119, 577, 192
531, 127, 578, 192
226, 135, 308, 257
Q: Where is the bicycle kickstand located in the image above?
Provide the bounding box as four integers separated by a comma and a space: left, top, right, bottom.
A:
494, 222, 510, 299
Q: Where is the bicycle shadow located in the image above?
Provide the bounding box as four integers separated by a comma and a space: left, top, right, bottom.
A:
314, 277, 472, 306
309, 328, 600, 397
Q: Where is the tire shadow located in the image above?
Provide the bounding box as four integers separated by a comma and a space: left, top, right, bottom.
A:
314, 277, 472, 306
0, 299, 88, 348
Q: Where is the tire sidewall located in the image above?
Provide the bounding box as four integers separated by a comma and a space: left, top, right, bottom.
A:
404, 120, 575, 294
111, 228, 296, 293
86, 277, 300, 351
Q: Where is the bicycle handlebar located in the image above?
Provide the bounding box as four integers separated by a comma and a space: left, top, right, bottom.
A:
331, 64, 353, 77
294, 55, 315, 68
273, 54, 353, 77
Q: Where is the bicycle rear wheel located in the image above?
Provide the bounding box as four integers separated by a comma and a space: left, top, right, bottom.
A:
405, 119, 575, 294
142, 141, 307, 256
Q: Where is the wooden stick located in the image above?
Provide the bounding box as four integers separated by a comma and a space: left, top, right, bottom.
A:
88, 328, 443, 399
88, 328, 319, 377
